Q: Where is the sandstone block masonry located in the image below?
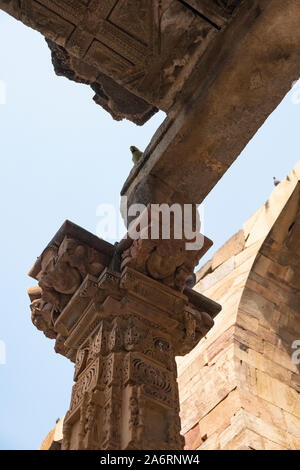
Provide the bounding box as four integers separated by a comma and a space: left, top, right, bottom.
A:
178, 162, 300, 450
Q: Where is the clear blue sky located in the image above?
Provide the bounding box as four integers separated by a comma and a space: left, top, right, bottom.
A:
0, 11, 299, 450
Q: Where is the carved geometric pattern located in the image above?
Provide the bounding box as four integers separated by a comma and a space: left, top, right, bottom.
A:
0, 0, 243, 123
27, 220, 220, 449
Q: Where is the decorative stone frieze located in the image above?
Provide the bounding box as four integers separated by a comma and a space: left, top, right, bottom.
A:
28, 218, 220, 449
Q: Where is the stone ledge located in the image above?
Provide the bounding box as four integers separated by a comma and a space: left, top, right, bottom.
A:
212, 230, 245, 271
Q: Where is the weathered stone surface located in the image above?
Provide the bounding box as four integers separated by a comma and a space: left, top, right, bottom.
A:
198, 388, 241, 440
196, 256, 235, 292
46, 38, 157, 126
30, 212, 220, 450
184, 423, 202, 450
178, 163, 300, 450
0, 0, 244, 124
212, 230, 245, 270
195, 258, 212, 282
179, 347, 238, 433
196, 431, 220, 450
121, 207, 213, 292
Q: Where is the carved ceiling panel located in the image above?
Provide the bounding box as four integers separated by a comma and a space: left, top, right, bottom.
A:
0, 0, 243, 123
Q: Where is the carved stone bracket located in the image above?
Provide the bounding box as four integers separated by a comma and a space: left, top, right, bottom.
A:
121, 203, 213, 291
28, 219, 221, 449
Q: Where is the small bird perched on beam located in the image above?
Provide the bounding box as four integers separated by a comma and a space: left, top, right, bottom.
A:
273, 176, 280, 187
130, 145, 143, 165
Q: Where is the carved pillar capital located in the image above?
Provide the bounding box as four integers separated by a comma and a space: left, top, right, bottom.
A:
28, 220, 220, 449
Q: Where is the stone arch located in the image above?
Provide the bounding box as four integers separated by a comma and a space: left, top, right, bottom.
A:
178, 162, 300, 450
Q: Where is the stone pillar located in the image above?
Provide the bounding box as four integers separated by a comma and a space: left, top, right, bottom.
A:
28, 218, 220, 450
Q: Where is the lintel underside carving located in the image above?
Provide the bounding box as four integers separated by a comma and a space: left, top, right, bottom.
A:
0, 0, 243, 124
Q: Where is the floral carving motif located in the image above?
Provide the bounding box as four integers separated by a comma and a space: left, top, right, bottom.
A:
70, 360, 103, 412
124, 317, 148, 351
74, 347, 89, 381
36, 236, 107, 316
29, 221, 217, 450
108, 317, 123, 352
121, 206, 212, 291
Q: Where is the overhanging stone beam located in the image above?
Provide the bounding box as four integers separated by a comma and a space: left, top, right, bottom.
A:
0, 0, 244, 124
1, 2, 299, 208
121, 0, 300, 213
28, 219, 220, 450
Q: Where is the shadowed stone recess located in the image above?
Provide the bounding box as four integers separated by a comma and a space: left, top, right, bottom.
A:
46, 39, 158, 125
0, 0, 244, 124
